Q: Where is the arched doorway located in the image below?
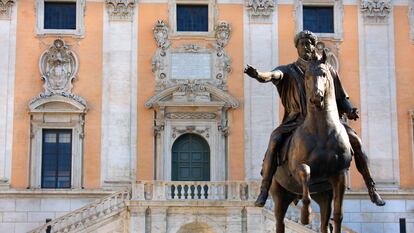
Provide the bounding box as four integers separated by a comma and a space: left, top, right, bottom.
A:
172, 133, 210, 181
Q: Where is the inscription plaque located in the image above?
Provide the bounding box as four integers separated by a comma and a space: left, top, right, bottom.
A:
171, 53, 211, 79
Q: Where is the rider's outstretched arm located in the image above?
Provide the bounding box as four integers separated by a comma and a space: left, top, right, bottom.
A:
257, 70, 284, 82
244, 65, 284, 83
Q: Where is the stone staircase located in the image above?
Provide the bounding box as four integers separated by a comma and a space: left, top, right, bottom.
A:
28, 189, 131, 233
27, 182, 358, 233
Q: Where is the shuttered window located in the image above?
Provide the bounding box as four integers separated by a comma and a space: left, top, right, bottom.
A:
44, 2, 76, 30
303, 6, 334, 33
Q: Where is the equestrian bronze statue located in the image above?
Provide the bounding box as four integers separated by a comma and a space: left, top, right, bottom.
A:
244, 30, 385, 233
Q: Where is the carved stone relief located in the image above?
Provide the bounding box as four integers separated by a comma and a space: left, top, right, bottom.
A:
105, 0, 136, 21
166, 112, 216, 120
316, 42, 340, 72
151, 20, 232, 92
172, 126, 210, 139
31, 39, 85, 106
0, 0, 14, 20
360, 0, 391, 24
246, 0, 275, 17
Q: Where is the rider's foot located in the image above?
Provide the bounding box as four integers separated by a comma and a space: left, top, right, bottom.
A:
255, 190, 269, 207
368, 187, 386, 206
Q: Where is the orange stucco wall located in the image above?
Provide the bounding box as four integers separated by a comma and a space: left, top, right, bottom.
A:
12, 1, 103, 188
394, 6, 414, 188
340, 6, 364, 189
278, 5, 297, 119
218, 5, 245, 180
137, 4, 167, 180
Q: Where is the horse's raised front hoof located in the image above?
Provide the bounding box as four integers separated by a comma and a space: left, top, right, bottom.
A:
254, 191, 268, 207
300, 205, 312, 225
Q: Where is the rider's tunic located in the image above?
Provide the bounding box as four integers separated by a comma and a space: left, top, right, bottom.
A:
258, 59, 355, 163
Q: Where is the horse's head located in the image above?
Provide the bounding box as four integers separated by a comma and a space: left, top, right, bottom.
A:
303, 51, 332, 111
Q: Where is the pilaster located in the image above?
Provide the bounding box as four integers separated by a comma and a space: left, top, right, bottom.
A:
0, 0, 16, 189
358, 0, 400, 187
101, 1, 138, 188
243, 0, 279, 180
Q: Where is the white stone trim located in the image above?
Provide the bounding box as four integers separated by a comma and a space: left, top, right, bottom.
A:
35, 0, 86, 36
168, 0, 217, 38
28, 97, 87, 189
358, 7, 400, 187
243, 3, 279, 180
0, 0, 17, 189
294, 0, 344, 41
101, 4, 137, 188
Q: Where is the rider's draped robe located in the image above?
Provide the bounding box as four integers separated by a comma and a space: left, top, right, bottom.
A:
260, 59, 355, 163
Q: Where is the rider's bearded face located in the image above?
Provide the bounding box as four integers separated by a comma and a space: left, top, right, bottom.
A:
297, 38, 315, 61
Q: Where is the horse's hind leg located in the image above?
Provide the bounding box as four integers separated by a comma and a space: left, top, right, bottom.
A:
313, 190, 333, 233
296, 163, 312, 225
271, 179, 296, 233
328, 172, 346, 233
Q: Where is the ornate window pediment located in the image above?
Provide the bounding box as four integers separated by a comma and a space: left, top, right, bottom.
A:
31, 39, 86, 108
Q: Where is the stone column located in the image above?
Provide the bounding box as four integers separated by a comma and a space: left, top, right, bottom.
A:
245, 207, 263, 232
0, 0, 17, 189
226, 207, 243, 233
243, 0, 280, 180
101, 0, 138, 188
129, 206, 147, 233
358, 0, 399, 187
150, 207, 167, 233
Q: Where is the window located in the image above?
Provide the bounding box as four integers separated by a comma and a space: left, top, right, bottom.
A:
294, 0, 343, 40
44, 2, 76, 30
41, 129, 72, 188
303, 6, 334, 33
169, 0, 216, 36
36, 0, 85, 35
176, 4, 208, 32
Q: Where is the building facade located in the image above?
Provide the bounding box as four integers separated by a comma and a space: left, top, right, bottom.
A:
0, 0, 413, 232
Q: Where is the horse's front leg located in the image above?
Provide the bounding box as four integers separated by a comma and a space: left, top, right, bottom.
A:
296, 163, 312, 225
328, 172, 346, 233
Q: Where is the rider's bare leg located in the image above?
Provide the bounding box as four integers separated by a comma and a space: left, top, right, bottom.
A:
255, 131, 284, 207
296, 163, 312, 225
348, 130, 385, 206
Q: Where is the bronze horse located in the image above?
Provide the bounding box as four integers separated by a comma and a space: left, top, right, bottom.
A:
270, 53, 353, 233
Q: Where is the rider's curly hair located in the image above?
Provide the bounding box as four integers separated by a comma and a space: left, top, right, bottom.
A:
294, 30, 318, 48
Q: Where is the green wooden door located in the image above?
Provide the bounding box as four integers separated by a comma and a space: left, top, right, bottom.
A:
172, 134, 210, 181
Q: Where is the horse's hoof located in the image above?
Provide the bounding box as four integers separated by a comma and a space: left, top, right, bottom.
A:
300, 206, 312, 225
369, 189, 386, 206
